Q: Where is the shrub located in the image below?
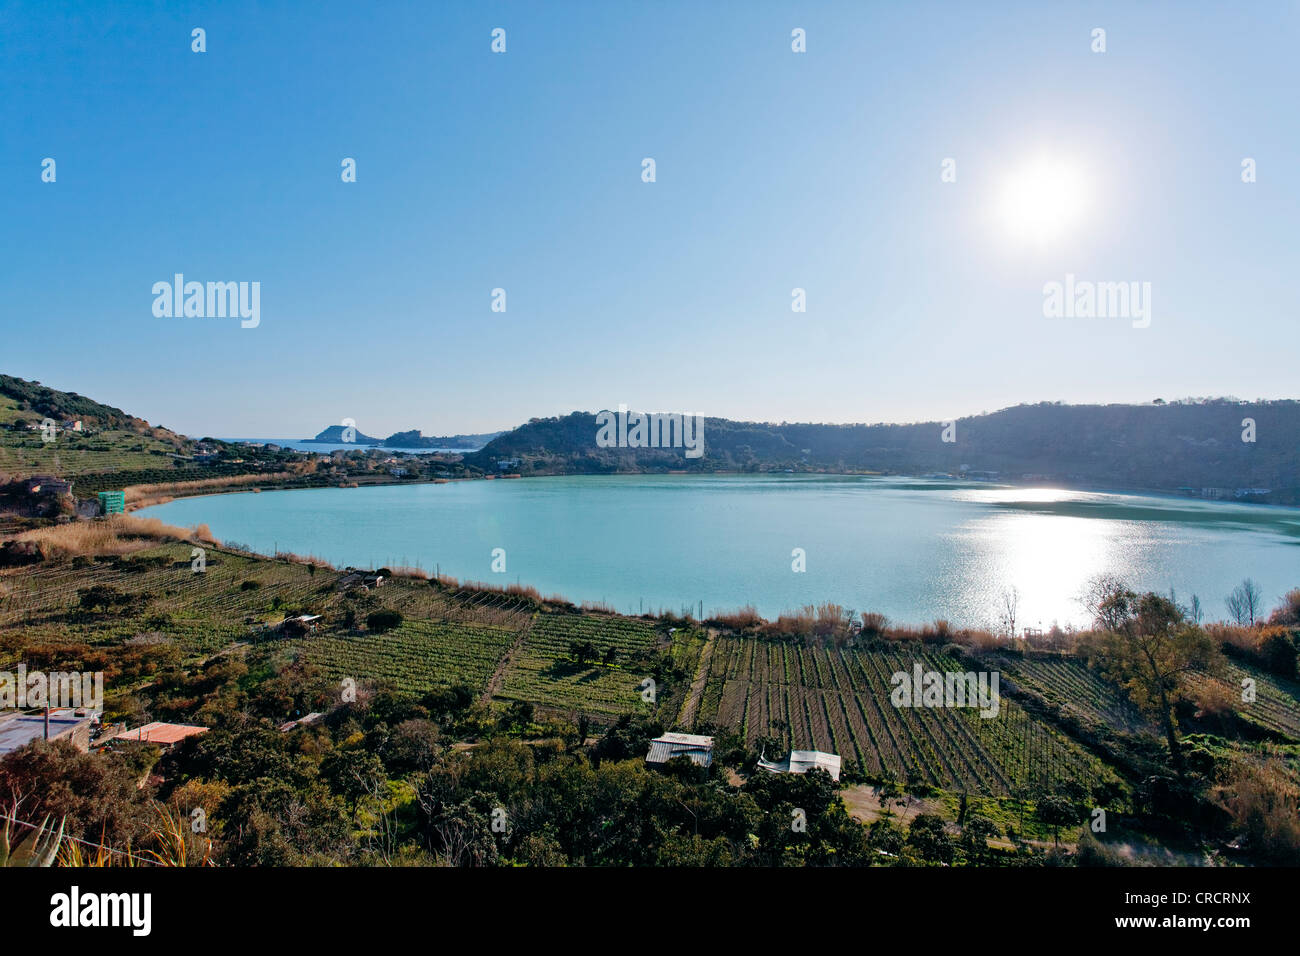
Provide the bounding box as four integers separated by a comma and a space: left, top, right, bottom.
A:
366, 609, 403, 633
1267, 589, 1300, 628
859, 612, 889, 638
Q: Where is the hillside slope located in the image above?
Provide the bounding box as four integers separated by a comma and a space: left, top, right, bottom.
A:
466, 401, 1300, 501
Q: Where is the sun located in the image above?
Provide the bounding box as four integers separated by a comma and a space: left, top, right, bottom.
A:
996, 154, 1089, 243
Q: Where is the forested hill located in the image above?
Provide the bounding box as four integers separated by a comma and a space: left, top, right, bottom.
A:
0, 373, 167, 436
465, 401, 1300, 502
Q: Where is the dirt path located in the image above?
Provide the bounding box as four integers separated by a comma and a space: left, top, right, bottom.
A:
677, 628, 717, 728
481, 616, 534, 703
841, 784, 1074, 850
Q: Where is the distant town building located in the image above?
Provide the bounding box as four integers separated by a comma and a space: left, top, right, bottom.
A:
646, 732, 714, 768
97, 490, 126, 514
757, 749, 842, 782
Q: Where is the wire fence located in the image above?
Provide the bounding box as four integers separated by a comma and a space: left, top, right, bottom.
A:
0, 809, 160, 866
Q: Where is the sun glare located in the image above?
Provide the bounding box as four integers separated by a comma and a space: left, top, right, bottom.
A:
996, 154, 1089, 243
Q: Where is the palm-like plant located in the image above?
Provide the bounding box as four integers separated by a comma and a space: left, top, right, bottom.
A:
0, 807, 64, 867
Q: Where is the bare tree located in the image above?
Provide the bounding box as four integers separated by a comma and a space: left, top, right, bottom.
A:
1226, 578, 1262, 626
1083, 573, 1133, 632
998, 586, 1020, 640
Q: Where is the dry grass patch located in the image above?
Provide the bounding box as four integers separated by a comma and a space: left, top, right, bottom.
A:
15, 515, 215, 559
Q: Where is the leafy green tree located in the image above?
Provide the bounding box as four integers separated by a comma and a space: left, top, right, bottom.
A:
960, 814, 999, 863
1087, 588, 1220, 772
905, 813, 955, 864
321, 749, 386, 816
0, 740, 152, 848
1036, 794, 1079, 845
867, 818, 904, 855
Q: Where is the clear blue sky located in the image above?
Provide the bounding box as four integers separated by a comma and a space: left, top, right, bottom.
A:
3, 1, 1296, 438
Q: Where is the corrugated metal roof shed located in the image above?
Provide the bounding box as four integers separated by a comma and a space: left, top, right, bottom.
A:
646, 733, 714, 768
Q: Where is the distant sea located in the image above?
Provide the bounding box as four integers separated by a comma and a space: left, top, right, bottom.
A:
220, 439, 482, 454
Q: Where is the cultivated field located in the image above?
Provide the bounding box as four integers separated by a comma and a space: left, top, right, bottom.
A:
496, 612, 665, 717
1, 542, 673, 718
993, 654, 1155, 734
297, 619, 518, 692
693, 636, 1117, 795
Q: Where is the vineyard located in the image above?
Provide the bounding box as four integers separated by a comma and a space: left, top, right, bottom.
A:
0, 544, 332, 656
1188, 662, 1300, 741
496, 612, 665, 717
693, 636, 1118, 795
993, 654, 1156, 735
295, 619, 518, 692
0, 543, 682, 716
0, 427, 184, 479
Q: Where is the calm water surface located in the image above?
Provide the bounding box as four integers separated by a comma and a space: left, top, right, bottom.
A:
139, 475, 1300, 628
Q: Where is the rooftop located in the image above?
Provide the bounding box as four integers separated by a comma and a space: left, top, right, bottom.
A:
757, 749, 843, 782
0, 709, 97, 756
121, 722, 209, 746
646, 732, 715, 768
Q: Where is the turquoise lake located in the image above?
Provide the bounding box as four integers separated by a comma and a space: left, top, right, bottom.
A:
138, 475, 1300, 629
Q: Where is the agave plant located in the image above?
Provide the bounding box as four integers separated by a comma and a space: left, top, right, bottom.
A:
0, 809, 65, 867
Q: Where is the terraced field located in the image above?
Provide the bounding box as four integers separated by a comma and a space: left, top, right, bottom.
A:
296, 619, 518, 692
0, 427, 184, 478
995, 654, 1155, 735
1188, 662, 1300, 741
1, 543, 682, 715
0, 544, 332, 655
694, 636, 1117, 795
496, 612, 663, 717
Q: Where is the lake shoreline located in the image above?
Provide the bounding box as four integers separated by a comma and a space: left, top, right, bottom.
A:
136, 473, 1300, 629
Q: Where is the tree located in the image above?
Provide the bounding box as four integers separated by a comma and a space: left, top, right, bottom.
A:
1260, 630, 1299, 679
1083, 573, 1134, 633
866, 818, 904, 855
1226, 578, 1262, 626
960, 814, 999, 863
1088, 590, 1220, 773
1035, 794, 1078, 845
998, 586, 1020, 640
905, 813, 955, 864
500, 701, 534, 733
568, 640, 598, 667
366, 609, 403, 632
321, 750, 386, 817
